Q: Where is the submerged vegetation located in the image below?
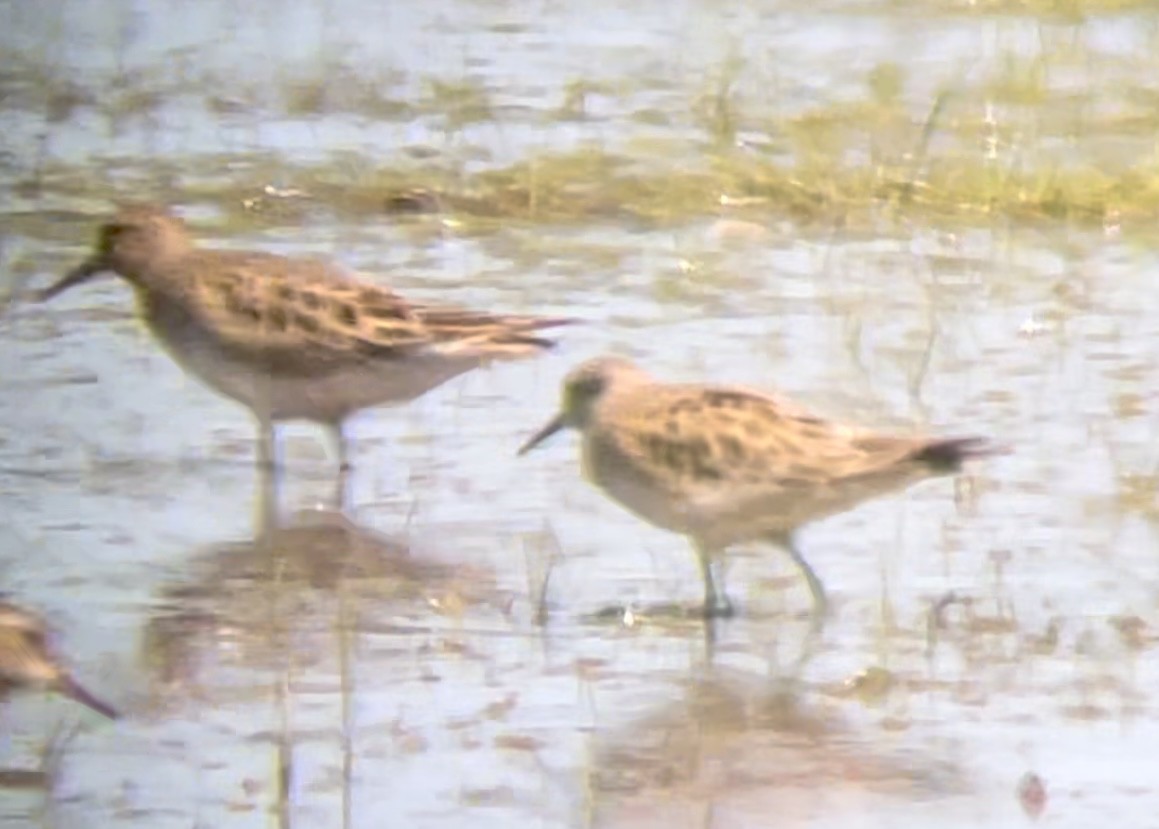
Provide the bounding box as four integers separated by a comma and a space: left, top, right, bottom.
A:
3, 23, 1159, 242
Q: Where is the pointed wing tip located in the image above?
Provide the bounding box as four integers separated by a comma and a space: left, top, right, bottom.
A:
508, 314, 583, 349
474, 315, 581, 352
521, 315, 583, 332
488, 333, 563, 354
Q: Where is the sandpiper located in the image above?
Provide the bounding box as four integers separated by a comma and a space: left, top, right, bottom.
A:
40, 204, 573, 486
519, 356, 1002, 618
0, 601, 118, 720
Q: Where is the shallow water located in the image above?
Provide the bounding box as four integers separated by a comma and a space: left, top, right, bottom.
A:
2, 1, 1159, 827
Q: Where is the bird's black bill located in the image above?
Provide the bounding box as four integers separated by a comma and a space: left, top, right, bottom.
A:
517, 412, 567, 455
61, 675, 119, 720
38, 260, 105, 302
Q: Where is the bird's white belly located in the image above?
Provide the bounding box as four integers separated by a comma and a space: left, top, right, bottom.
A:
148, 319, 478, 424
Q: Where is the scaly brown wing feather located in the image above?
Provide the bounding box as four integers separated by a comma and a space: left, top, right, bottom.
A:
0, 602, 48, 635
0, 626, 59, 686
411, 302, 577, 354
601, 383, 992, 519
162, 252, 573, 374
165, 251, 438, 374
602, 383, 867, 491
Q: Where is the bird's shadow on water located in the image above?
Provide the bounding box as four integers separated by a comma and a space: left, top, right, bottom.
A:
133, 461, 533, 828
140, 485, 508, 716
535, 581, 973, 826
586, 667, 973, 827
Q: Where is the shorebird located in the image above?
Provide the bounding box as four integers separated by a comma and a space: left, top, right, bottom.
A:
0, 601, 118, 720
40, 204, 573, 489
519, 356, 1002, 618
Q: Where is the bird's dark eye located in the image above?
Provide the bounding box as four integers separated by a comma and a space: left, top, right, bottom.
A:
99, 224, 126, 250
575, 373, 605, 398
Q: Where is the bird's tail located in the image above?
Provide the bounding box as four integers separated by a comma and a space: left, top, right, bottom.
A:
422, 311, 579, 358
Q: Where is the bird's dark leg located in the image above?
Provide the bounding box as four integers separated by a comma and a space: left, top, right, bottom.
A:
772, 533, 829, 620
693, 540, 735, 618
327, 423, 352, 509
257, 420, 278, 472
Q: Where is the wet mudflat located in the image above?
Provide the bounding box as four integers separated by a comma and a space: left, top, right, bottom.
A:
1, 0, 1158, 827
